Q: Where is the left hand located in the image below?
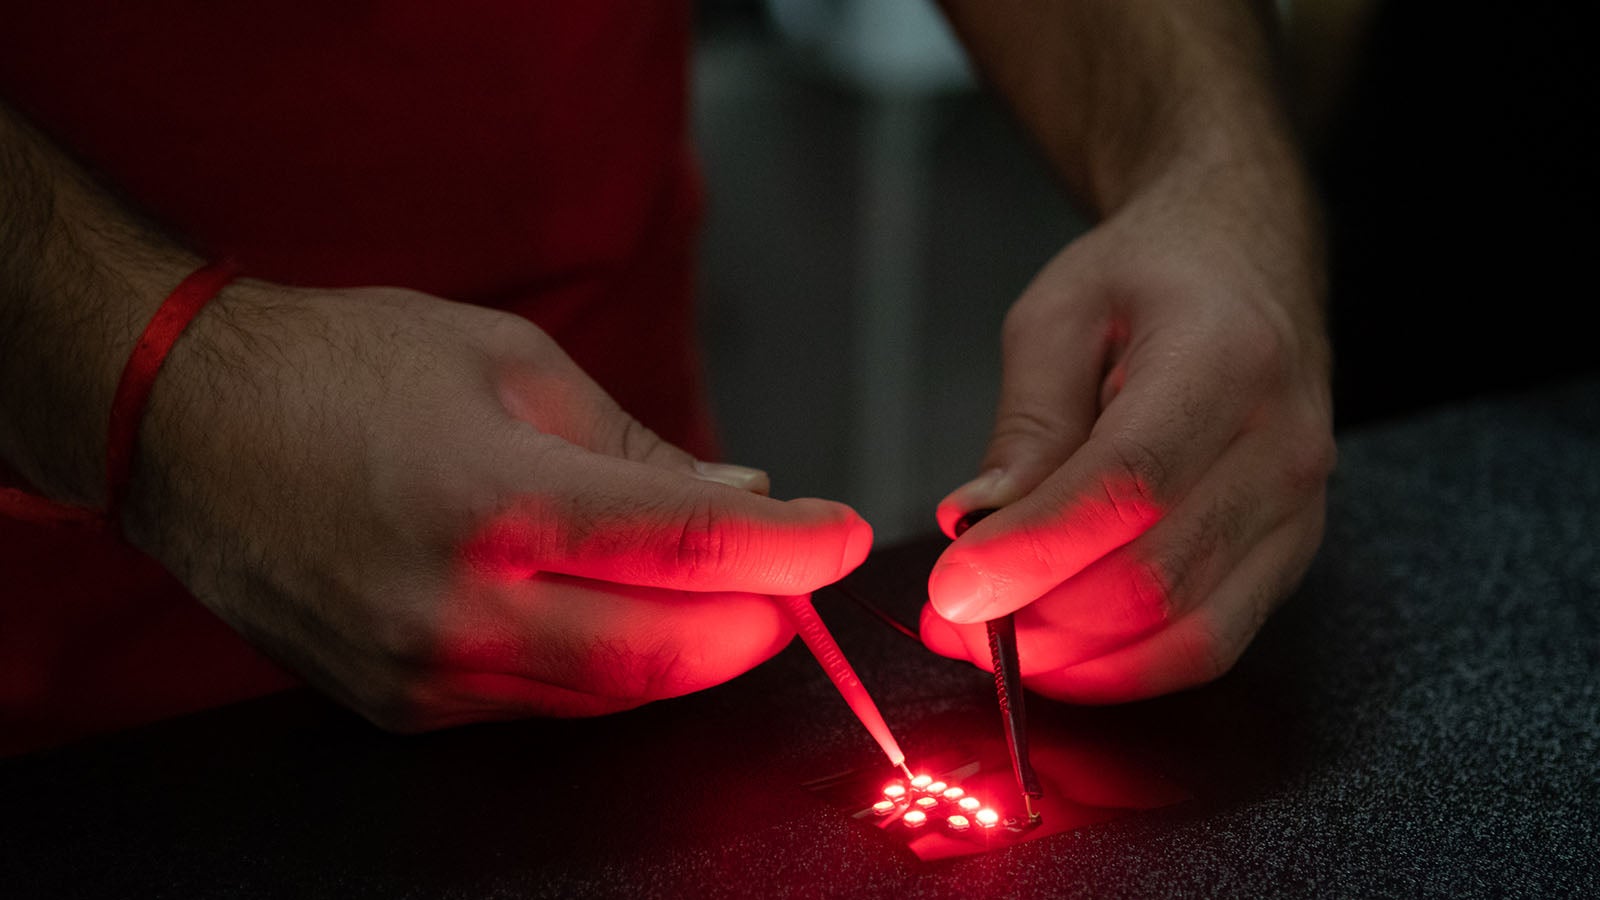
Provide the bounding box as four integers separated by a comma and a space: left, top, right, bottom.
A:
919, 187, 1336, 702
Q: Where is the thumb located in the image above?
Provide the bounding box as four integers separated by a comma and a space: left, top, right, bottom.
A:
469, 426, 872, 595
579, 400, 771, 496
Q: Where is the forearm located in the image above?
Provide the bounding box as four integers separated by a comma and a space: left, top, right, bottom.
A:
940, 0, 1323, 312
0, 99, 197, 505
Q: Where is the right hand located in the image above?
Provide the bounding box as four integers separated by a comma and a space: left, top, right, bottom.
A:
121, 281, 872, 730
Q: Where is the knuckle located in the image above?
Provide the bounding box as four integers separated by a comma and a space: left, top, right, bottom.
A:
989, 406, 1075, 459
372, 611, 441, 667
671, 495, 737, 577
999, 297, 1048, 348
1101, 431, 1170, 521
584, 635, 693, 702
1011, 515, 1073, 575
637, 642, 696, 700
484, 312, 554, 357
598, 412, 672, 465
1126, 552, 1181, 624
1182, 618, 1240, 686
1238, 317, 1289, 379
361, 674, 434, 734
1281, 428, 1338, 494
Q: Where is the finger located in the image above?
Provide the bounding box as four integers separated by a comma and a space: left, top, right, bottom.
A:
928, 342, 1258, 624
495, 340, 769, 493
919, 602, 981, 661
415, 672, 646, 725
920, 425, 1293, 672
936, 296, 1109, 538
435, 572, 797, 707
1008, 423, 1331, 673
692, 461, 770, 495
1024, 507, 1324, 703
471, 430, 872, 595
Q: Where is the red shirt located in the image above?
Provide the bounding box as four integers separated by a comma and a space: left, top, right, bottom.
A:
0, 3, 712, 755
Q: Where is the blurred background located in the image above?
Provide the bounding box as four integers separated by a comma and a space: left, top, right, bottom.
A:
693, 0, 1083, 543
690, 0, 1595, 544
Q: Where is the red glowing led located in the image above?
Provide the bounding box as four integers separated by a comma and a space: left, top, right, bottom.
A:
915, 796, 938, 810
958, 796, 981, 812
942, 786, 965, 800
946, 815, 971, 832
882, 783, 907, 800
926, 781, 948, 794
903, 809, 928, 827
910, 774, 933, 789
872, 800, 896, 816
975, 808, 1000, 828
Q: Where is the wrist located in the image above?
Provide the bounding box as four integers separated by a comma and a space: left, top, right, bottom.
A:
0, 101, 201, 505
116, 276, 284, 558
1113, 127, 1326, 311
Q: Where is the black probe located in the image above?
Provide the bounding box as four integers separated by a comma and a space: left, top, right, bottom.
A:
954, 508, 1043, 825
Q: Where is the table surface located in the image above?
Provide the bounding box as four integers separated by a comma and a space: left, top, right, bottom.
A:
4, 377, 1598, 899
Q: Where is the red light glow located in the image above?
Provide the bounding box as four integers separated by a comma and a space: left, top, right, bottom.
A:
958, 796, 981, 812
910, 774, 933, 789
882, 783, 906, 799
872, 800, 896, 815
975, 808, 1000, 828
915, 796, 938, 810
947, 815, 971, 831
942, 787, 965, 800
903, 810, 928, 828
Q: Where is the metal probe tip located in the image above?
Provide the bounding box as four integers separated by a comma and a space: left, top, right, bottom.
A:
899, 762, 914, 781
1024, 794, 1041, 825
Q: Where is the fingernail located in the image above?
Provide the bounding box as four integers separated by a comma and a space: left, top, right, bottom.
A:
928, 562, 993, 623
693, 461, 771, 495
937, 469, 1012, 538
961, 468, 1011, 505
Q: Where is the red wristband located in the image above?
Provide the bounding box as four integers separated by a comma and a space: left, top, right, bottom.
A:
104, 259, 240, 529
0, 260, 239, 531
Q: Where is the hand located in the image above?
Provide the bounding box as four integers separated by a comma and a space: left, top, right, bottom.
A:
123, 282, 871, 729
920, 189, 1335, 702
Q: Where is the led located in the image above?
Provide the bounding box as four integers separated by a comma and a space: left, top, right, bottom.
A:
872, 800, 896, 816
958, 796, 981, 812
903, 809, 928, 828
941, 786, 965, 801
926, 781, 948, 795
946, 815, 971, 832
975, 808, 1000, 828
915, 796, 938, 810
909, 774, 933, 789
882, 783, 907, 800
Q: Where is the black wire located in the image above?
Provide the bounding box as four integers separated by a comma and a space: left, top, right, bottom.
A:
829, 580, 922, 643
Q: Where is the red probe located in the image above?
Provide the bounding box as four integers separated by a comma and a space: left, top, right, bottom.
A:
774, 594, 914, 779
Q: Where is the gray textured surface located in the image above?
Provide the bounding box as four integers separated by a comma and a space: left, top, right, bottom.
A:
2, 377, 1597, 898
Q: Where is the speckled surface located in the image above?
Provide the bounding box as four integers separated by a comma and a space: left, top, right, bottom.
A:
3, 378, 1597, 898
